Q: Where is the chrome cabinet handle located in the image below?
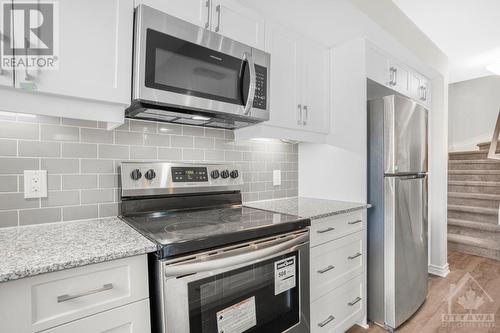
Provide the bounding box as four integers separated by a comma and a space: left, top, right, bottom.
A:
318, 315, 335, 327
317, 265, 335, 274
348, 252, 362, 260
389, 67, 397, 86
204, 0, 210, 29
348, 296, 362, 306
241, 52, 256, 115
420, 85, 427, 101
57, 283, 114, 303
297, 104, 303, 125
215, 4, 221, 32
317, 226, 335, 234
348, 219, 362, 225
303, 105, 308, 125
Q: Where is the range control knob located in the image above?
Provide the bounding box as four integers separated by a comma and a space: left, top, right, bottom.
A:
210, 170, 220, 179
145, 169, 156, 180
220, 170, 230, 179
230, 170, 239, 179
130, 169, 142, 180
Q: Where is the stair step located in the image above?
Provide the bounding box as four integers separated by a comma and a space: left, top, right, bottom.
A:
447, 204, 498, 224
449, 181, 500, 195
448, 192, 500, 200
477, 141, 500, 151
449, 170, 500, 175
448, 234, 500, 261
449, 150, 488, 160
449, 171, 500, 181
447, 205, 497, 215
448, 218, 500, 232
449, 159, 500, 170
448, 192, 500, 208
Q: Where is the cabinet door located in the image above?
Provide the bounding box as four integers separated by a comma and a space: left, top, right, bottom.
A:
301, 39, 329, 133
265, 24, 301, 129
211, 0, 265, 49
0, 0, 14, 88
136, 0, 210, 29
388, 61, 409, 95
14, 0, 133, 104
42, 300, 151, 333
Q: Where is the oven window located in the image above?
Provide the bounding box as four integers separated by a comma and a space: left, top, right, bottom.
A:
187, 252, 300, 333
145, 29, 246, 106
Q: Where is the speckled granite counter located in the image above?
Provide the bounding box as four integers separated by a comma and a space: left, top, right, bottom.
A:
244, 197, 371, 220
0, 217, 157, 283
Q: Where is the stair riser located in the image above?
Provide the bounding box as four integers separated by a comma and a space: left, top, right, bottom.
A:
477, 144, 500, 151
449, 174, 500, 181
449, 163, 500, 171
448, 210, 498, 224
449, 153, 488, 160
448, 241, 500, 261
448, 197, 499, 208
449, 185, 500, 195
448, 225, 500, 242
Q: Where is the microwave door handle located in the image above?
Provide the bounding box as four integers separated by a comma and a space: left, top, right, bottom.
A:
163, 232, 308, 277
242, 52, 256, 115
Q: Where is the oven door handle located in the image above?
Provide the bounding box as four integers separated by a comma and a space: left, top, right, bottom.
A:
164, 232, 308, 277
241, 52, 256, 116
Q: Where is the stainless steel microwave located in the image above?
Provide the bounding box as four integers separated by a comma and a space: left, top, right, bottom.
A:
127, 5, 270, 129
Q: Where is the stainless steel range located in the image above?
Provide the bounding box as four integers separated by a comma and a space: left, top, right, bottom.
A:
119, 162, 311, 333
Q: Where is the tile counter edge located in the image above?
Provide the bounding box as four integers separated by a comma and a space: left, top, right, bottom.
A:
0, 217, 158, 283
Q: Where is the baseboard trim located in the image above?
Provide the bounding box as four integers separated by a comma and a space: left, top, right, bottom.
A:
428, 263, 450, 277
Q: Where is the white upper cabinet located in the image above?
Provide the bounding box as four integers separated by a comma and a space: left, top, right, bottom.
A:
138, 0, 265, 49
14, 0, 133, 105
387, 60, 409, 95
211, 0, 265, 49
265, 23, 329, 134
136, 0, 210, 28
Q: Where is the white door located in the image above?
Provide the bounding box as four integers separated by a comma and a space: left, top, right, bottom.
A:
301, 38, 329, 133
265, 24, 301, 130
211, 0, 265, 49
136, 0, 210, 29
14, 0, 133, 104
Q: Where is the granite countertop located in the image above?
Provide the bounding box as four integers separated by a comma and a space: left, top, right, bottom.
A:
244, 197, 371, 220
0, 217, 158, 283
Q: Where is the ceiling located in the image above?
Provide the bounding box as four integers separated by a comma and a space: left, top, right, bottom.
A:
392, 0, 500, 83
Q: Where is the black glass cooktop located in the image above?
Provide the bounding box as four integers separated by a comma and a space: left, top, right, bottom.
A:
121, 205, 310, 259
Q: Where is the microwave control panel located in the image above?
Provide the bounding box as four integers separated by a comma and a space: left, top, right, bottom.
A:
253, 65, 267, 110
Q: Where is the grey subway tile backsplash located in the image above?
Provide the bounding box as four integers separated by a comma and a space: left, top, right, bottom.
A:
0, 116, 298, 227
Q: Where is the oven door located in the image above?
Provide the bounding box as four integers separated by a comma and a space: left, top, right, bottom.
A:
133, 5, 269, 121
162, 231, 310, 333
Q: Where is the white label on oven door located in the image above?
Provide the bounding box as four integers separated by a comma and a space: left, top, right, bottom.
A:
216, 296, 256, 333
274, 256, 296, 295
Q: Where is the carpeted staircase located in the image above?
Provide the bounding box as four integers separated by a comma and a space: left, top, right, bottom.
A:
448, 141, 500, 261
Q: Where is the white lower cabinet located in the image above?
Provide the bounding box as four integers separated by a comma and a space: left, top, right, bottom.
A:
0, 255, 150, 333
41, 299, 150, 333
309, 210, 367, 333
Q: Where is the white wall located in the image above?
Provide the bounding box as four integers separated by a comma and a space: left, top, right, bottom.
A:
449, 75, 500, 151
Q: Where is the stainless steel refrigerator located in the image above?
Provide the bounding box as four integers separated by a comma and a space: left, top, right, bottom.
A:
367, 95, 428, 330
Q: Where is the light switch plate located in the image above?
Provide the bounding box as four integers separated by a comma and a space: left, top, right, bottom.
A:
273, 170, 281, 186
24, 170, 47, 198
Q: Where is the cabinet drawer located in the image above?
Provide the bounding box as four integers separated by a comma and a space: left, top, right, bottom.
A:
0, 255, 149, 332
310, 231, 363, 301
310, 212, 363, 247
311, 275, 364, 333
41, 299, 151, 333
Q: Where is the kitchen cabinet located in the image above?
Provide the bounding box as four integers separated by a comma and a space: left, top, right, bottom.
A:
265, 23, 329, 134
387, 60, 409, 95
14, 0, 133, 105
0, 255, 150, 333
410, 72, 430, 106
137, 0, 265, 49
309, 210, 367, 332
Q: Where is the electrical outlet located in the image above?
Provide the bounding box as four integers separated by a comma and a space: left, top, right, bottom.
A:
273, 170, 281, 186
24, 170, 47, 198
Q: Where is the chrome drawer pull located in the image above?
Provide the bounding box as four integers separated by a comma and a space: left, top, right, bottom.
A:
348, 296, 362, 306
318, 315, 335, 327
317, 227, 335, 234
348, 252, 362, 260
348, 219, 362, 225
317, 265, 335, 274
57, 283, 114, 303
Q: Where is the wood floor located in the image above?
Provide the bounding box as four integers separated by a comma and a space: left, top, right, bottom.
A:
347, 251, 500, 333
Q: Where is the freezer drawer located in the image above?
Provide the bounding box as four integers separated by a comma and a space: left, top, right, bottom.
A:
384, 175, 428, 328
